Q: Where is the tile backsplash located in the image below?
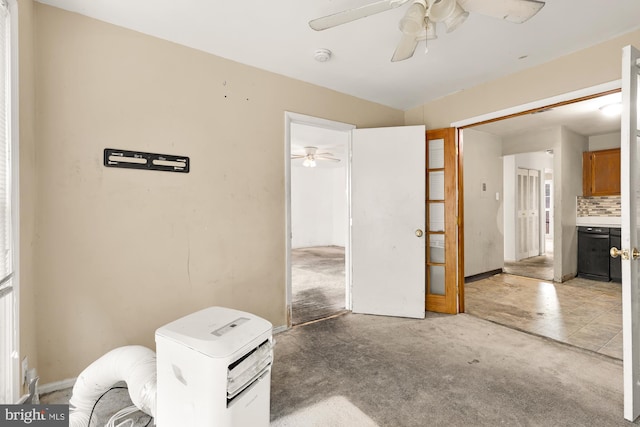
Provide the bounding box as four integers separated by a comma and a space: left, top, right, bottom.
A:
577, 195, 621, 217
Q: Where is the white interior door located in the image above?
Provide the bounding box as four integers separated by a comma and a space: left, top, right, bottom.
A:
528, 169, 540, 257
351, 125, 425, 319
621, 44, 640, 422
516, 168, 529, 260
516, 168, 540, 259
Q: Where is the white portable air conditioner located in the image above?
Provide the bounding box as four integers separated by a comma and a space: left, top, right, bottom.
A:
155, 306, 273, 427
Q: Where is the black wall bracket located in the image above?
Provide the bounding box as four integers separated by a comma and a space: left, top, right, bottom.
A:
104, 148, 190, 173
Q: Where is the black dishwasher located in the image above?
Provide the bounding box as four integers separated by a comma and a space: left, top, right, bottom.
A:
610, 228, 622, 282
577, 226, 610, 281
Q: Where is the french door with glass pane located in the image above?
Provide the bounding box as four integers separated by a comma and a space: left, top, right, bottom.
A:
425, 128, 458, 314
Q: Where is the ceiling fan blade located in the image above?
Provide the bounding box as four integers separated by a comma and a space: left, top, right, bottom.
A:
391, 32, 419, 62
291, 155, 306, 159
317, 157, 341, 162
309, 0, 408, 31
458, 0, 544, 24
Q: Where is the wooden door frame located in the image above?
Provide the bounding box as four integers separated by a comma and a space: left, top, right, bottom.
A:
451, 80, 622, 314
457, 128, 465, 312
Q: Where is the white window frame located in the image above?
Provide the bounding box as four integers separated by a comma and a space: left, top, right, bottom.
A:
0, 0, 19, 404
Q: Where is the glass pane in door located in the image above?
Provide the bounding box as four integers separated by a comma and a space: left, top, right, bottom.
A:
428, 138, 444, 169
428, 171, 445, 200
429, 203, 445, 232
429, 235, 445, 264
429, 266, 445, 295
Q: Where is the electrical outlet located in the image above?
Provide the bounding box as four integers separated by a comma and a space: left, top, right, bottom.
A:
21, 357, 28, 386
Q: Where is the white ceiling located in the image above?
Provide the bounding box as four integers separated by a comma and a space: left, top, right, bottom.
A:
291, 123, 348, 169
35, 0, 640, 111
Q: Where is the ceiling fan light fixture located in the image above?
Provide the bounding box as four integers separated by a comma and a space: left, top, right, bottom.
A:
303, 157, 317, 168
428, 0, 454, 22
443, 3, 468, 33
429, 0, 467, 33
399, 1, 426, 34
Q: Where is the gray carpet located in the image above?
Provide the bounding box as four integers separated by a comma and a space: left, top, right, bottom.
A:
42, 312, 635, 426
291, 246, 346, 325
271, 312, 632, 426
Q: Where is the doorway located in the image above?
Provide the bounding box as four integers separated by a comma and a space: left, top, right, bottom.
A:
502, 153, 554, 282
285, 113, 355, 326
459, 85, 621, 284
456, 82, 623, 360
285, 116, 435, 324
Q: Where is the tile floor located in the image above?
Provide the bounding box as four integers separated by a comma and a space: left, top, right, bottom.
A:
465, 273, 622, 359
503, 253, 554, 281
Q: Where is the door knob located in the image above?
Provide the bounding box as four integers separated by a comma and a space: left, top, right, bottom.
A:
610, 247, 640, 260
415, 229, 423, 237
610, 247, 628, 260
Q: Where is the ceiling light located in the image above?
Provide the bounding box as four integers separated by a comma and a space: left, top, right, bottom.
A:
599, 102, 623, 117
303, 157, 317, 168
429, 0, 468, 33
399, 1, 426, 34
443, 3, 468, 32
314, 48, 332, 62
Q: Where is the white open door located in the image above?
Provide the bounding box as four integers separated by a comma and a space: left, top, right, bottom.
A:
351, 125, 426, 319
516, 168, 529, 260
517, 168, 540, 260
528, 169, 540, 257
620, 44, 640, 422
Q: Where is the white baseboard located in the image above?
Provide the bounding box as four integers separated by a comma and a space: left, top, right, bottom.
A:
38, 377, 76, 395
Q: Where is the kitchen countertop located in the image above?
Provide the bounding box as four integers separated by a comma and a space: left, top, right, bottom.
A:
576, 216, 621, 227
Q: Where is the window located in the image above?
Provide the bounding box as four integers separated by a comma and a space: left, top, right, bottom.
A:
0, 0, 15, 404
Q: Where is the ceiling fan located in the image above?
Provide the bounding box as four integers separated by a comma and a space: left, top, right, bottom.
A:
291, 146, 341, 167
309, 0, 545, 62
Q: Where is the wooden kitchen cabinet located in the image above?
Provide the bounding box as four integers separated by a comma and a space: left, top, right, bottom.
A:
582, 148, 621, 196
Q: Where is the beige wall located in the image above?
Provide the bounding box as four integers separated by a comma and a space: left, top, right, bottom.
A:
405, 29, 640, 129
558, 127, 588, 281
33, 4, 403, 383
17, 0, 38, 394
462, 129, 503, 277
589, 132, 621, 151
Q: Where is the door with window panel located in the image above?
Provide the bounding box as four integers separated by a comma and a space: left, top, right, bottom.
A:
425, 128, 458, 314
